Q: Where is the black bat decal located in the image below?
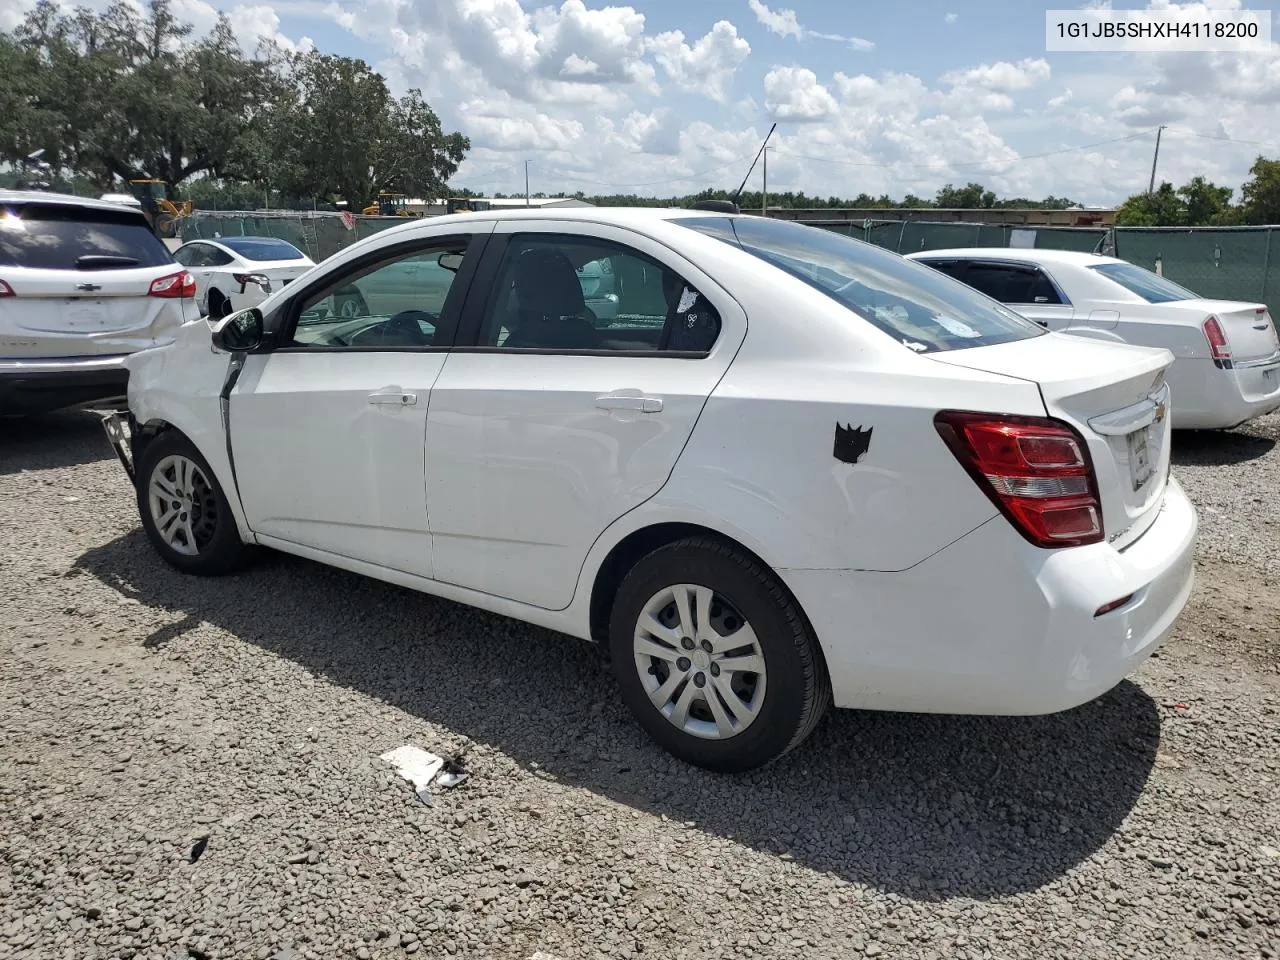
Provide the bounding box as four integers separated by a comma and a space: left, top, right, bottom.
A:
833, 422, 873, 464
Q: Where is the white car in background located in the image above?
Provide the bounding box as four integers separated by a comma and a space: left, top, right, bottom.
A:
105, 209, 1197, 772
906, 248, 1280, 430
0, 190, 198, 415
171, 236, 315, 320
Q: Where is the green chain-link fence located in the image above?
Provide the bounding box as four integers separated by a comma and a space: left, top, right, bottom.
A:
1111, 227, 1277, 317
799, 218, 1279, 319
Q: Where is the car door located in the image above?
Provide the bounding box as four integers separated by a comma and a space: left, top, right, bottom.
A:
424, 222, 746, 610
228, 228, 491, 577
173, 243, 211, 306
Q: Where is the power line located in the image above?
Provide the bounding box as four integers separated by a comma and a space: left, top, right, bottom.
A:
1176, 130, 1280, 152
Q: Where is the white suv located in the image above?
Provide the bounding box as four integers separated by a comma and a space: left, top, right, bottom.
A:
0, 190, 198, 415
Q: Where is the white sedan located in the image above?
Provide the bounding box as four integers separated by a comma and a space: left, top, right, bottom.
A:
171, 236, 315, 320
103, 208, 1197, 772
906, 248, 1280, 430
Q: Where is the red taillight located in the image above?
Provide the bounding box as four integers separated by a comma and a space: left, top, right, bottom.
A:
0, 279, 13, 297
1202, 315, 1231, 364
935, 411, 1104, 548
149, 270, 196, 299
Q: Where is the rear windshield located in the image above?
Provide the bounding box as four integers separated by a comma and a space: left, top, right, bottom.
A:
1089, 262, 1196, 303
0, 203, 173, 271
678, 217, 1044, 353
219, 237, 307, 261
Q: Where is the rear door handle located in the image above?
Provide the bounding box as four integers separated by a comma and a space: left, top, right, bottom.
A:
596, 394, 663, 413
368, 386, 418, 406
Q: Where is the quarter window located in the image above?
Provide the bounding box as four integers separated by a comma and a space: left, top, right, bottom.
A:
288, 240, 471, 349
479, 235, 720, 353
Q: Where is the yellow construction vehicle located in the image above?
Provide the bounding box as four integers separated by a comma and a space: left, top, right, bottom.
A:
446, 197, 491, 215
363, 192, 424, 217
127, 179, 193, 238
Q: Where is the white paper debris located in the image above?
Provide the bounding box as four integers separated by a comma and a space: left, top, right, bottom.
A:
437, 771, 470, 789
677, 287, 698, 313
933, 315, 981, 338
380, 745, 444, 791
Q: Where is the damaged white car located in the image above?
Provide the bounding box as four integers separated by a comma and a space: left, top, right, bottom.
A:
104, 208, 1198, 772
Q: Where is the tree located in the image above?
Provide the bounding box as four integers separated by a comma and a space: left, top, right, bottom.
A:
1177, 176, 1234, 225
2, 0, 283, 194
265, 52, 468, 209
934, 182, 996, 208
1239, 156, 1280, 225
1115, 182, 1187, 226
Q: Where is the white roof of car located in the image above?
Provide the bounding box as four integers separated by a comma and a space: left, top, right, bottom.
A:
0, 189, 153, 215
907, 247, 1123, 268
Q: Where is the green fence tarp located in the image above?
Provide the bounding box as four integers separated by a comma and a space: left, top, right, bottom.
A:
180, 212, 408, 263
800, 219, 1279, 322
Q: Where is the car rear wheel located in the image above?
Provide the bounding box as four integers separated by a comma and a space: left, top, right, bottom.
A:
608, 537, 831, 772
136, 431, 252, 576
207, 288, 229, 320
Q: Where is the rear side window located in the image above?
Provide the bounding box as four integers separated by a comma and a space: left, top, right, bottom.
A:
955, 262, 1065, 305
219, 237, 307, 261
679, 217, 1043, 353
0, 203, 173, 271
1090, 262, 1196, 303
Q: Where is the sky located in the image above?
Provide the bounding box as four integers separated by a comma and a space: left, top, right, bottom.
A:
5, 0, 1280, 206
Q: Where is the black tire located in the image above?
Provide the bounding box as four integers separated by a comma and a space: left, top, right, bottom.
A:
207, 289, 229, 320
135, 431, 252, 576
608, 536, 831, 773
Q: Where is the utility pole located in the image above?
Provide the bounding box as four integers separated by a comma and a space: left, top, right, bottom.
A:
1147, 125, 1166, 195
525, 161, 530, 208
762, 147, 767, 216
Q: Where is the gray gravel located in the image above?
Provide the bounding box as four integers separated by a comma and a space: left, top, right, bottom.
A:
1, 408, 1278, 960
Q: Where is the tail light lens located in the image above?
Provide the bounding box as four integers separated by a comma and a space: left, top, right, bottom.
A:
233, 272, 272, 293
1203, 315, 1231, 366
935, 411, 1104, 548
149, 270, 196, 299
0, 279, 13, 297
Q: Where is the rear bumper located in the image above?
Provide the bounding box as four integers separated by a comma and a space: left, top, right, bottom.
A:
1167, 355, 1280, 429
0, 355, 129, 415
780, 477, 1198, 715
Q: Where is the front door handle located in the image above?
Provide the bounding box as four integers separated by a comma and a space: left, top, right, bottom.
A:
596, 394, 662, 413
368, 386, 418, 406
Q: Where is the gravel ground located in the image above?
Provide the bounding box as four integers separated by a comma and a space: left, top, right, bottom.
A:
1, 409, 1278, 960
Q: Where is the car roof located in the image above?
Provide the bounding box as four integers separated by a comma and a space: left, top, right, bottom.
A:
400, 206, 734, 231
906, 247, 1122, 268
0, 189, 151, 216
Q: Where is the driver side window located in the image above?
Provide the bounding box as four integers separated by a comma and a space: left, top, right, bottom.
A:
288, 240, 470, 349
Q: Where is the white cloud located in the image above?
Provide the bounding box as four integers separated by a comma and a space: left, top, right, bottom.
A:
763, 66, 837, 122
1048, 89, 1074, 109
747, 0, 801, 39
943, 58, 1052, 92
647, 20, 750, 102
746, 0, 874, 51
944, 12, 958, 23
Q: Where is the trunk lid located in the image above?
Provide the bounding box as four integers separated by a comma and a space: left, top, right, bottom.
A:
1193, 300, 1280, 363
929, 333, 1174, 550
1, 265, 180, 358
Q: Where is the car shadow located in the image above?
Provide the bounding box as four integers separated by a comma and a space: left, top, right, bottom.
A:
76, 532, 1160, 902
1172, 428, 1276, 466
0, 407, 117, 476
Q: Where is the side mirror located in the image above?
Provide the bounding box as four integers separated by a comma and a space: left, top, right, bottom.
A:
437, 252, 464, 272
211, 308, 264, 352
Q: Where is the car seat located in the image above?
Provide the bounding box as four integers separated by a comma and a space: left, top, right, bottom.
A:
502, 248, 600, 349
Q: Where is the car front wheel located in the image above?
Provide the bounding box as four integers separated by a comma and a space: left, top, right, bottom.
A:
608, 537, 831, 772
135, 431, 252, 576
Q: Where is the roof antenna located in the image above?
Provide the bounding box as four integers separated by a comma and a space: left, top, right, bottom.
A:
731, 122, 777, 208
